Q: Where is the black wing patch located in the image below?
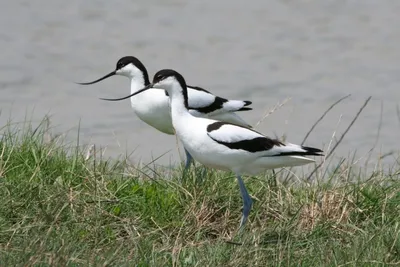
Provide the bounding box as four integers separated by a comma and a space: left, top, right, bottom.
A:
194, 96, 228, 113
206, 121, 324, 155
214, 137, 284, 153
206, 121, 226, 132
272, 146, 323, 157
187, 86, 229, 113
206, 121, 283, 152
187, 85, 253, 113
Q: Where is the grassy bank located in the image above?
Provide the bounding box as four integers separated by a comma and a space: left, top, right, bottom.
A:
0, 121, 399, 266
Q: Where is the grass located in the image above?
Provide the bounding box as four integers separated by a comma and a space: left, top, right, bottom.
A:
0, 119, 399, 266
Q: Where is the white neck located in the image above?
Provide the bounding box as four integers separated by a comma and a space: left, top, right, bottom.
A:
168, 84, 191, 123
130, 75, 146, 94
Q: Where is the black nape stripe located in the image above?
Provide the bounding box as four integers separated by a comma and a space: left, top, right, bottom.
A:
153, 69, 189, 109
116, 56, 150, 85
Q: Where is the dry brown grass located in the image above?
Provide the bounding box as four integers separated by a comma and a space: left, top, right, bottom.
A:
298, 190, 355, 231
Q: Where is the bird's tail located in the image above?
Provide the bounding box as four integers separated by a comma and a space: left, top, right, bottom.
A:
223, 100, 252, 112
275, 145, 324, 157
259, 143, 323, 168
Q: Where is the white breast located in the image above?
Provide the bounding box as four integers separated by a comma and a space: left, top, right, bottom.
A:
172, 116, 256, 172
130, 89, 175, 135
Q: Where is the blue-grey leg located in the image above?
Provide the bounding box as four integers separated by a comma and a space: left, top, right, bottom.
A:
184, 148, 193, 170
236, 174, 253, 228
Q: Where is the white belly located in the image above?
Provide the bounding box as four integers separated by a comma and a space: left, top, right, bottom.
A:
173, 117, 256, 172
130, 89, 175, 135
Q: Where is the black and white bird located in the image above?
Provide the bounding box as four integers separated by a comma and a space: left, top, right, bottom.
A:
100, 69, 324, 229
77, 56, 252, 169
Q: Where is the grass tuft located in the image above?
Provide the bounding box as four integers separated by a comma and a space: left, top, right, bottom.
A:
0, 119, 399, 266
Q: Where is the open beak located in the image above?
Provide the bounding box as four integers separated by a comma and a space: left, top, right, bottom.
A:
99, 83, 155, 101
76, 70, 116, 85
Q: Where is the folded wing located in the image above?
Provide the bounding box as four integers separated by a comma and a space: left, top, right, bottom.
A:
206, 121, 323, 157
187, 86, 252, 115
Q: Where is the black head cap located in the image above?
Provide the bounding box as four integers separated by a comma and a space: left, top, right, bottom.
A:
153, 69, 187, 88
116, 56, 150, 85
153, 69, 188, 108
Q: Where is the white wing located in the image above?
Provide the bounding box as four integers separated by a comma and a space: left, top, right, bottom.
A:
206, 122, 323, 156
186, 86, 252, 114
207, 122, 263, 143
187, 87, 216, 109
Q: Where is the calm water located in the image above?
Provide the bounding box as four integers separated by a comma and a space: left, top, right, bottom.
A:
1, 0, 400, 168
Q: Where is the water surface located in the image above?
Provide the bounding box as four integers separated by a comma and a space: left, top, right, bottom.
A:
1, 0, 399, 168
